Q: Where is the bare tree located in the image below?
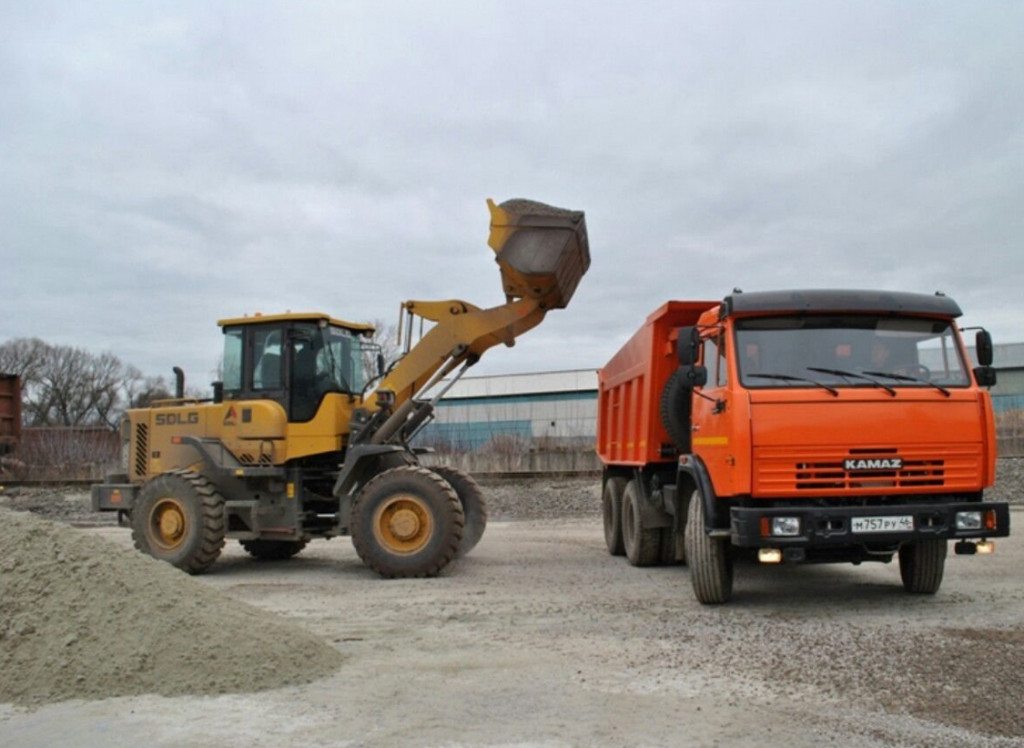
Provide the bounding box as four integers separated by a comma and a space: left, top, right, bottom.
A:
360, 318, 401, 385
0, 338, 146, 428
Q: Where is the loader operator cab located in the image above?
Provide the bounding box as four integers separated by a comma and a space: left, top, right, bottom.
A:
218, 313, 373, 422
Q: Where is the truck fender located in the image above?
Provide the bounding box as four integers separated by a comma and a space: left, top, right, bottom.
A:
675, 456, 723, 533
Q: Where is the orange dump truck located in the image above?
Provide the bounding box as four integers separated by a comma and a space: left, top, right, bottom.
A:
597, 290, 1010, 603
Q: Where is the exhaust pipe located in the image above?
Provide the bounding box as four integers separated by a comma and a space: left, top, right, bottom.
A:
173, 367, 185, 399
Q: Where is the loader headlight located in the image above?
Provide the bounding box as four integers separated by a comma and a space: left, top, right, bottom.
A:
955, 511, 982, 531
771, 517, 801, 537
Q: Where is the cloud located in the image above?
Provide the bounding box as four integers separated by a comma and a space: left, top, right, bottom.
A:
1, 1, 1022, 384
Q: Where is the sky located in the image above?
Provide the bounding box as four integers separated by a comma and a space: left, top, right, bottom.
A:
1, 1, 1022, 390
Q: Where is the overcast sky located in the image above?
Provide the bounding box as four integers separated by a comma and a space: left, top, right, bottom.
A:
1, 1, 1021, 388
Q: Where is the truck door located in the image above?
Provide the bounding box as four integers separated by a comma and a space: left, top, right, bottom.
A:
691, 330, 740, 496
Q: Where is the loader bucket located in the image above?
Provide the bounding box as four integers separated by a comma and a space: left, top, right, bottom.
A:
487, 198, 590, 309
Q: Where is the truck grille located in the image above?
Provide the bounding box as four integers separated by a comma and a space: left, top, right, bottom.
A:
754, 446, 983, 496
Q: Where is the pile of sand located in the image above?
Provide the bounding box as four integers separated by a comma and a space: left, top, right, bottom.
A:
0, 508, 344, 706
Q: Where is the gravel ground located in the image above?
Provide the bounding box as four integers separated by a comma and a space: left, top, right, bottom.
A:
0, 459, 1021, 746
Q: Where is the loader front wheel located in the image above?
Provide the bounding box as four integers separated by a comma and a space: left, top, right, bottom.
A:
240, 539, 308, 561
431, 466, 488, 557
132, 470, 225, 574
352, 466, 464, 578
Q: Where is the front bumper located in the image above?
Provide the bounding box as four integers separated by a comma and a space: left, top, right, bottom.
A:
730, 501, 1010, 548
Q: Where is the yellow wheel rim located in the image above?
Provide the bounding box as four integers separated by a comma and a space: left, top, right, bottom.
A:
372, 494, 434, 555
149, 497, 188, 551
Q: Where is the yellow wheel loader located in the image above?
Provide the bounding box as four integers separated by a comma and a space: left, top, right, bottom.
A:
92, 199, 590, 577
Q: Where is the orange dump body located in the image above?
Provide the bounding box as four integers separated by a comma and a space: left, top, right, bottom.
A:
597, 301, 716, 466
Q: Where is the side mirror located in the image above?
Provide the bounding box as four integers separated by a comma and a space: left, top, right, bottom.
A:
677, 327, 701, 365
377, 353, 386, 378
974, 366, 997, 388
212, 381, 224, 404
679, 364, 708, 388
975, 330, 993, 367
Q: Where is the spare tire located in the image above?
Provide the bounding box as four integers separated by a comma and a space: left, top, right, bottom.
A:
660, 369, 692, 452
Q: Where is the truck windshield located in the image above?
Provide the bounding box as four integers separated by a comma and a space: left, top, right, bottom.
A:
734, 315, 970, 390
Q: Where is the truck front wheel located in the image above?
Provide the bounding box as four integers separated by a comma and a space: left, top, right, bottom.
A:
351, 466, 464, 578
622, 479, 661, 566
898, 538, 947, 594
684, 490, 733, 604
131, 470, 226, 574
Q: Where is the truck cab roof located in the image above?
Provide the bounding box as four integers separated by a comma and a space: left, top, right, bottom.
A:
720, 289, 963, 319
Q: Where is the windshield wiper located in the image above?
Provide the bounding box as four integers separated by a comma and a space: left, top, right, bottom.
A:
863, 370, 951, 397
806, 367, 896, 397
747, 373, 839, 396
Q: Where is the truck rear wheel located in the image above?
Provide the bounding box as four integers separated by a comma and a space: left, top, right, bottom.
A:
684, 489, 733, 604
621, 479, 661, 566
898, 538, 947, 594
602, 476, 626, 556
431, 466, 487, 558
240, 539, 308, 560
131, 470, 226, 574
351, 466, 464, 578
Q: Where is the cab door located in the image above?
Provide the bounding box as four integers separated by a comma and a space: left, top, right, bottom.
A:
691, 329, 742, 497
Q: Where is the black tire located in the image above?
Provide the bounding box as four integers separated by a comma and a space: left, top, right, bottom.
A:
131, 469, 226, 574
898, 538, 947, 594
431, 466, 487, 558
684, 489, 733, 604
660, 369, 692, 452
240, 539, 308, 560
621, 479, 661, 567
602, 476, 627, 556
351, 466, 464, 578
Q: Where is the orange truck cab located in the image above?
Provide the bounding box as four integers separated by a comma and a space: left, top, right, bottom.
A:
597, 289, 1009, 604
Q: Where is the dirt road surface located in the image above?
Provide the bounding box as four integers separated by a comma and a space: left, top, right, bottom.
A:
2, 489, 1022, 747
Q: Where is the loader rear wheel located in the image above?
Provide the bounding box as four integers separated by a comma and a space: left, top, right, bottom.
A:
602, 476, 626, 556
352, 466, 464, 578
684, 489, 733, 604
621, 479, 661, 567
240, 539, 308, 561
131, 470, 225, 574
431, 466, 487, 557
898, 538, 947, 594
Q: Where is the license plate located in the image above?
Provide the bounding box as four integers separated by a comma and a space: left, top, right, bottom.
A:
851, 515, 914, 533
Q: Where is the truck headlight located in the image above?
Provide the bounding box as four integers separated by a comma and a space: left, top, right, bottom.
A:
771, 517, 801, 536
955, 511, 982, 531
